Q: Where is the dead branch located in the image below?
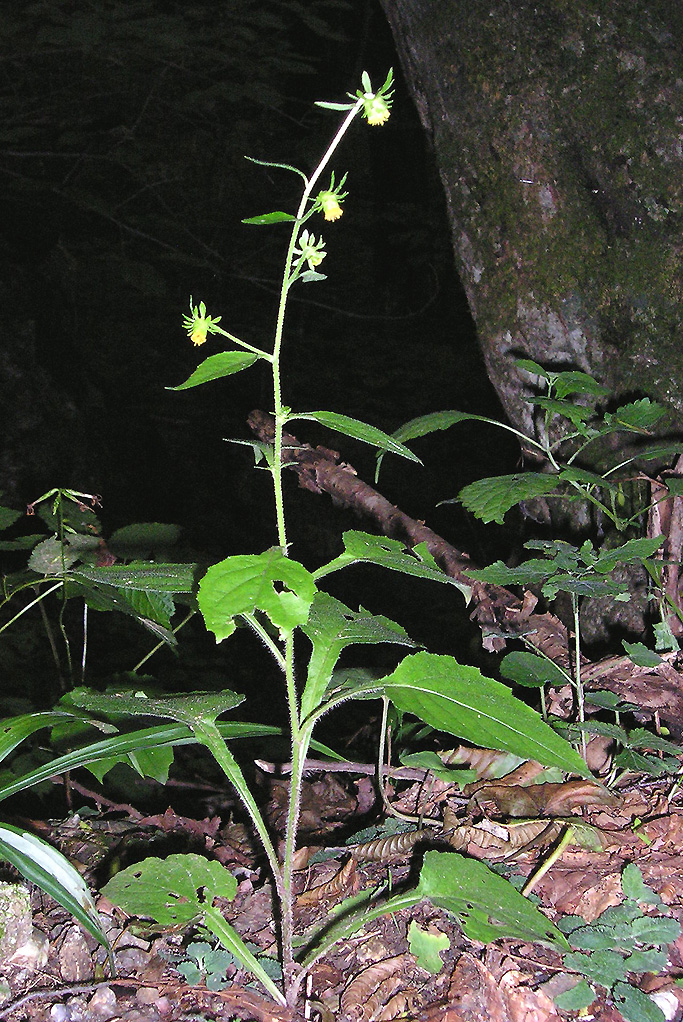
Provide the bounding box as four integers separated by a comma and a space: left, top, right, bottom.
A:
247, 410, 683, 729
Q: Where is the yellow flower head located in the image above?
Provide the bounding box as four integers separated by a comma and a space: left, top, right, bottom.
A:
182, 298, 222, 346
317, 190, 344, 222
294, 230, 327, 271
362, 92, 392, 126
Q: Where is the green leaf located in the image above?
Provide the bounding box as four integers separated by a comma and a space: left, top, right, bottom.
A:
0, 824, 109, 951
71, 689, 244, 728
564, 949, 628, 987
553, 979, 596, 1011
407, 920, 449, 974
241, 211, 296, 224
29, 536, 81, 574
604, 399, 667, 432
500, 651, 569, 688
0, 712, 85, 766
86, 744, 174, 784
198, 548, 316, 641
531, 397, 594, 428
625, 729, 683, 755
291, 411, 421, 462
71, 562, 196, 593
622, 642, 663, 668
0, 507, 22, 531
378, 653, 590, 776
458, 473, 561, 525
552, 371, 610, 400
415, 851, 569, 947
103, 853, 236, 924
167, 352, 260, 391
612, 981, 666, 1022
629, 915, 681, 946
298, 270, 327, 283
465, 558, 554, 587
592, 536, 664, 574
567, 925, 624, 952
104, 854, 284, 1004
625, 949, 668, 973
0, 721, 281, 802
300, 592, 416, 720
314, 532, 470, 602
389, 409, 484, 443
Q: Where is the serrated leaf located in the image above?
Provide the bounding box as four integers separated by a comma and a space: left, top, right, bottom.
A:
567, 925, 622, 952
241, 211, 296, 224
70, 689, 244, 727
625, 949, 668, 973
552, 371, 610, 400
622, 642, 663, 668
198, 548, 315, 641
500, 651, 569, 688
300, 592, 415, 720
592, 536, 664, 574
465, 558, 554, 587
292, 411, 421, 462
314, 531, 470, 601
29, 536, 80, 574
531, 397, 594, 428
564, 949, 628, 987
458, 473, 560, 525
377, 653, 590, 776
168, 352, 260, 391
612, 980, 666, 1022
605, 399, 667, 432
629, 914, 681, 946
625, 729, 683, 755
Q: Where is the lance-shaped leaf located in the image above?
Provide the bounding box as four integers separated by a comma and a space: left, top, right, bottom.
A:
71, 689, 244, 727
0, 711, 101, 766
291, 411, 421, 463
199, 548, 316, 641
300, 849, 568, 967
0, 824, 110, 952
71, 562, 196, 593
242, 211, 296, 225
168, 352, 261, 391
375, 653, 589, 777
314, 532, 470, 602
300, 592, 416, 720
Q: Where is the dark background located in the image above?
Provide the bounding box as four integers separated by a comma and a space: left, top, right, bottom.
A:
0, 0, 520, 705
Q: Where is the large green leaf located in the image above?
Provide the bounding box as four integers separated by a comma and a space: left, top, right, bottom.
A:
291, 411, 421, 462
103, 854, 284, 1004
414, 851, 570, 946
300, 850, 568, 967
167, 351, 260, 391
71, 689, 245, 727
377, 653, 589, 776
300, 592, 416, 720
500, 651, 570, 688
458, 473, 561, 525
314, 532, 470, 603
0, 824, 109, 951
198, 548, 316, 641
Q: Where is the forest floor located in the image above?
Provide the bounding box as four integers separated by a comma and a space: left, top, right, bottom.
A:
0, 740, 682, 1022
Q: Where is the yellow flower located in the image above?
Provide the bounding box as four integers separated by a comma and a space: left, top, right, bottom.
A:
317, 190, 344, 221
362, 92, 392, 126
182, 298, 221, 346
294, 230, 327, 271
